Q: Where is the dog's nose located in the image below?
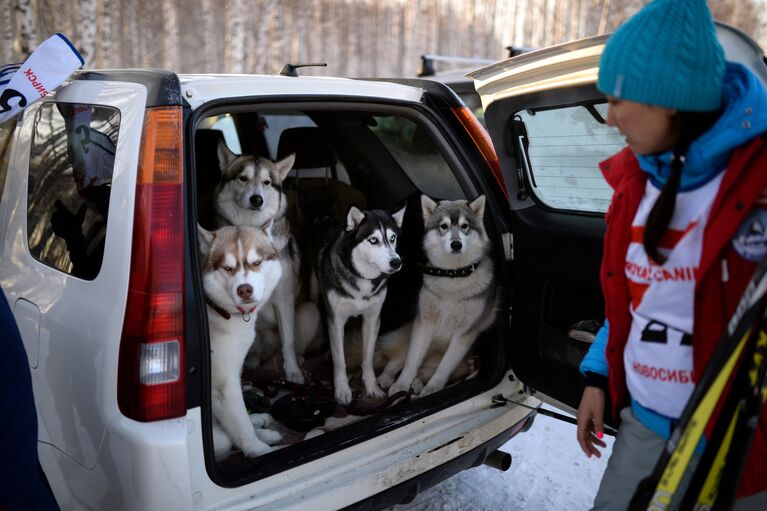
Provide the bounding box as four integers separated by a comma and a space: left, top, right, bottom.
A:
237, 284, 253, 300
450, 240, 463, 252
389, 258, 402, 271
250, 195, 263, 208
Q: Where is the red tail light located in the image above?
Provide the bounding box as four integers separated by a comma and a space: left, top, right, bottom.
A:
117, 107, 186, 421
452, 107, 507, 199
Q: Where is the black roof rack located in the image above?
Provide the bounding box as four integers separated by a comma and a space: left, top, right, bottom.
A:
506, 45, 536, 58
279, 62, 328, 77
417, 54, 496, 77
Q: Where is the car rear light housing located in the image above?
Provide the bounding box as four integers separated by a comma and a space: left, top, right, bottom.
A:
451, 107, 507, 199
117, 106, 186, 422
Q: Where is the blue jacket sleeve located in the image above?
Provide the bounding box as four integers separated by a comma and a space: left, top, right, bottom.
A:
579, 320, 609, 378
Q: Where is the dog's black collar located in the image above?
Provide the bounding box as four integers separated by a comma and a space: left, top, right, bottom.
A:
206, 296, 231, 320
418, 261, 480, 278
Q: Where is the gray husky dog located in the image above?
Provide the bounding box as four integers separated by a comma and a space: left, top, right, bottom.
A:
214, 140, 319, 384
318, 205, 406, 404
379, 195, 497, 397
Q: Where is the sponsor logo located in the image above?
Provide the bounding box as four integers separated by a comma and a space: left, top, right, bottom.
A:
732, 209, 767, 262
631, 361, 694, 383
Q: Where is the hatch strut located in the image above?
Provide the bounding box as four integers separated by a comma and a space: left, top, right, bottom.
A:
491, 394, 616, 436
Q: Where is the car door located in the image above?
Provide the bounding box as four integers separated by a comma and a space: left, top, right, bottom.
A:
0, 79, 146, 468
470, 24, 767, 416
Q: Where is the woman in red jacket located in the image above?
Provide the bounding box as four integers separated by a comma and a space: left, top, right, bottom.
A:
575, 0, 767, 509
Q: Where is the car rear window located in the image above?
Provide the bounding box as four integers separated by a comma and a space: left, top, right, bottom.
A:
517, 102, 622, 213
27, 102, 120, 279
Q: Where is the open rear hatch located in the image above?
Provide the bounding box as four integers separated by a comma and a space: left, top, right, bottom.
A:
183, 77, 520, 486
469, 22, 767, 416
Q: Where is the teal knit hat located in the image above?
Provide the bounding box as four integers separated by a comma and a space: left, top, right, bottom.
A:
597, 0, 725, 112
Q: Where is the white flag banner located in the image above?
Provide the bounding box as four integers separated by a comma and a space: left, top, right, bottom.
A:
0, 33, 84, 124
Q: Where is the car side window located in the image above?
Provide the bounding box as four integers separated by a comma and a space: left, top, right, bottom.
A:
369, 115, 463, 199
517, 103, 623, 213
27, 103, 120, 279
0, 117, 18, 205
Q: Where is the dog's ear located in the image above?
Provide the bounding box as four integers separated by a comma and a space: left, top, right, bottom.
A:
273, 153, 295, 183
390, 205, 406, 229
198, 224, 215, 260
346, 206, 365, 231
469, 195, 486, 220
260, 218, 274, 238
217, 139, 237, 169
421, 195, 438, 220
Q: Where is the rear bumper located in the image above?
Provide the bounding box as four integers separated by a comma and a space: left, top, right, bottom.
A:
345, 409, 537, 510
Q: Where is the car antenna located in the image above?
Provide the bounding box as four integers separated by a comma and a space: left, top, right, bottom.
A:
279, 62, 327, 77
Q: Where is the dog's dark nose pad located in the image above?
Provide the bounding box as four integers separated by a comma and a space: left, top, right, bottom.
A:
237, 284, 253, 300
390, 258, 402, 270
250, 195, 264, 208
450, 240, 463, 252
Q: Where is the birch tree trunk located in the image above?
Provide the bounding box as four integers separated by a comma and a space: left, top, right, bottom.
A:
164, 0, 178, 70
200, 0, 215, 71
98, 0, 113, 68
225, 0, 244, 73
122, 0, 139, 67
75, 0, 97, 66
16, 0, 38, 55
1, 0, 14, 63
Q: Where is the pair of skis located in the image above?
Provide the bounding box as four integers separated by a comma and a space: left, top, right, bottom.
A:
629, 255, 767, 510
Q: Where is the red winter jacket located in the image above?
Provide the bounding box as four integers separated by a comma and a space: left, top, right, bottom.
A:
599, 137, 767, 497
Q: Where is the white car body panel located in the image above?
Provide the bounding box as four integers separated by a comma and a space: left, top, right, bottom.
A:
180, 74, 425, 109
0, 80, 146, 469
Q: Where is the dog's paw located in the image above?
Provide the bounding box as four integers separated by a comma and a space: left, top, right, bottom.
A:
365, 382, 386, 399
284, 363, 305, 385
255, 428, 282, 445
335, 383, 353, 405
240, 438, 274, 458
285, 369, 304, 385
249, 412, 271, 428
418, 383, 444, 398
388, 380, 411, 397
410, 378, 424, 394
377, 372, 395, 390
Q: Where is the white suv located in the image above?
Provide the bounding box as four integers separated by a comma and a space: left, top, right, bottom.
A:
0, 70, 536, 510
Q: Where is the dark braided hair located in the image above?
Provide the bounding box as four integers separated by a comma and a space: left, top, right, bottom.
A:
643, 110, 722, 264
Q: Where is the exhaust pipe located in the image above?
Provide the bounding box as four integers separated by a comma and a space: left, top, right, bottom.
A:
483, 449, 512, 471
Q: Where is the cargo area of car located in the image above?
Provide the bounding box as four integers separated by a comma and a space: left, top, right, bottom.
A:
186, 98, 512, 484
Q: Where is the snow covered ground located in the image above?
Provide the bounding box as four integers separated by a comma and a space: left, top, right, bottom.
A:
386, 407, 615, 510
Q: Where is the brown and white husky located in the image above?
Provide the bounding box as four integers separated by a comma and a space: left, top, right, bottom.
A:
199, 223, 283, 458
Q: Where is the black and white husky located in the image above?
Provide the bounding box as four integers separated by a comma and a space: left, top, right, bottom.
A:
214, 140, 319, 384
199, 224, 283, 458
318, 206, 406, 404
379, 195, 497, 397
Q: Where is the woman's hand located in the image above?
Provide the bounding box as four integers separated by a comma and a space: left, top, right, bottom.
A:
576, 386, 607, 458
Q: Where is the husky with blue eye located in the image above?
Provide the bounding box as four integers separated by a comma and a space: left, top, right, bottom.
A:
317, 205, 406, 404
379, 195, 497, 397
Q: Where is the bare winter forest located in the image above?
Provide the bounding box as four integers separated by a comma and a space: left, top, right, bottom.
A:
2, 0, 765, 77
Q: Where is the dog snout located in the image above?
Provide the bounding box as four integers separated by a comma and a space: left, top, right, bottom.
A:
450, 240, 463, 252
249, 195, 264, 208
389, 257, 402, 271
237, 284, 254, 300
